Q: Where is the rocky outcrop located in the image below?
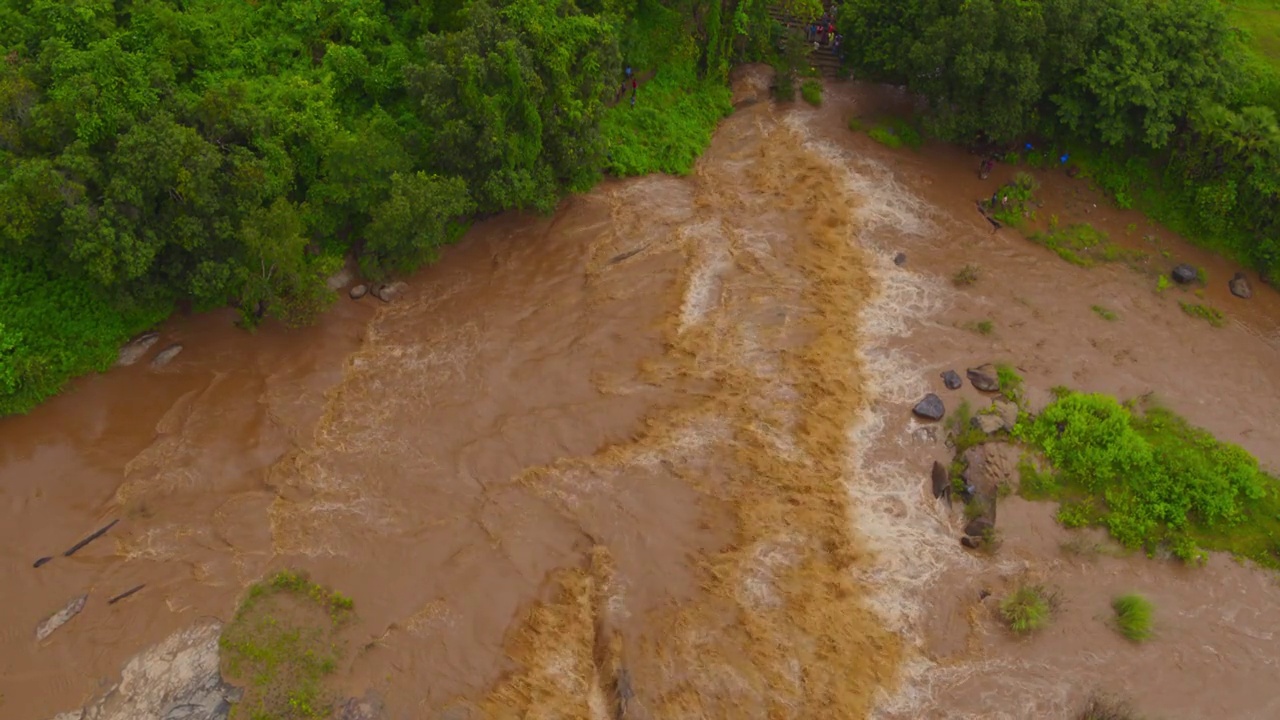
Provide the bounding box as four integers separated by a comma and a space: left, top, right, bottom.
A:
1171, 263, 1197, 284
966, 364, 999, 392
337, 691, 387, 720
116, 333, 160, 367
1230, 272, 1253, 299
150, 344, 184, 368
993, 398, 1018, 430
35, 594, 87, 642
47, 621, 238, 720
971, 413, 1004, 435
349, 284, 369, 300
941, 370, 962, 390
913, 393, 945, 421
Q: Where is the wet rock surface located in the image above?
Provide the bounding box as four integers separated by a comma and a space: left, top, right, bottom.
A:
374, 282, 408, 303
349, 284, 369, 300
966, 364, 999, 392
47, 621, 238, 720
116, 332, 161, 367
893, 252, 907, 266
913, 393, 945, 420
941, 369, 962, 390
150, 344, 184, 368
1172, 263, 1197, 284
1230, 272, 1253, 299
327, 267, 355, 291
35, 594, 87, 642
931, 460, 950, 499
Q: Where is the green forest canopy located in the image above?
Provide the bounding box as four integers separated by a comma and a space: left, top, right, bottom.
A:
0, 0, 767, 415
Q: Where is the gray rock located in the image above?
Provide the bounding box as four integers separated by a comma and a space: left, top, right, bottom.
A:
1230, 272, 1252, 299
941, 370, 962, 390
150, 344, 184, 368
35, 594, 87, 641
349, 284, 369, 300
374, 281, 408, 303
966, 364, 999, 392
117, 332, 160, 367
1171, 263, 1197, 284
964, 516, 994, 538
931, 461, 950, 499
912, 393, 945, 421
971, 413, 1004, 435
326, 267, 355, 291
337, 690, 386, 720
47, 621, 236, 720
993, 398, 1019, 431
893, 252, 907, 267
960, 536, 981, 549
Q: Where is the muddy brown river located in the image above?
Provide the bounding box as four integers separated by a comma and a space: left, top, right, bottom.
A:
3, 67, 1279, 719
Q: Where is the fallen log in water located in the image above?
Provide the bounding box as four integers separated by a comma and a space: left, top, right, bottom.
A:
109, 584, 146, 605
63, 519, 119, 557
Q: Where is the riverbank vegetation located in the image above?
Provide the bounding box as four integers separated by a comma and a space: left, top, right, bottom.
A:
1111, 593, 1155, 642
219, 570, 354, 719
840, 0, 1280, 285
1013, 391, 1280, 569
0, 0, 773, 415
1000, 583, 1056, 634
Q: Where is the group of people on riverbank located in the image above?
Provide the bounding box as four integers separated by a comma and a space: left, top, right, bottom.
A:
806, 4, 842, 52
614, 66, 638, 107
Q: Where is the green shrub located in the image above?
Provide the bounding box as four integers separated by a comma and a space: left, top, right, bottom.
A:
800, 79, 823, 106
1156, 274, 1172, 293
868, 118, 923, 150
986, 173, 1040, 228
1012, 391, 1280, 567
1028, 223, 1145, 269
1111, 594, 1154, 642
1000, 584, 1054, 634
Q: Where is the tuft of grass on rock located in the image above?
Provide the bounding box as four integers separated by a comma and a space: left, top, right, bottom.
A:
1091, 305, 1118, 321
953, 264, 981, 286
1000, 584, 1055, 634
220, 570, 355, 720
1111, 593, 1154, 642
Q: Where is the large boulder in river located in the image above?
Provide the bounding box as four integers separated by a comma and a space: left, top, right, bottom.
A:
1171, 263, 1197, 284
966, 364, 1000, 392
349, 284, 369, 300
912, 393, 945, 421
46, 620, 237, 720
893, 252, 907, 267
931, 460, 950, 499
941, 370, 962, 390
1230, 272, 1253, 299
116, 332, 160, 367
374, 281, 408, 303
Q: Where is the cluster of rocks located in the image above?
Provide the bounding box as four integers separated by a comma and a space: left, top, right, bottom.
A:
913, 362, 1025, 551
1171, 262, 1254, 299
116, 332, 183, 369
331, 266, 409, 304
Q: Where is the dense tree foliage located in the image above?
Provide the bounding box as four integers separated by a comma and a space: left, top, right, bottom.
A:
0, 0, 763, 414
839, 0, 1280, 279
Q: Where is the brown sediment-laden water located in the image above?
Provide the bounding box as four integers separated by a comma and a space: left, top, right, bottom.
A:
2, 67, 1280, 719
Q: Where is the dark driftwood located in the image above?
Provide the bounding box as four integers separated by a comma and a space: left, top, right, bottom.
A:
63, 519, 119, 557
33, 556, 53, 568
108, 584, 146, 605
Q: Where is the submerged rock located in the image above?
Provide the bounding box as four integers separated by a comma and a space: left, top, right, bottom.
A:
1230, 272, 1253, 299
941, 370, 962, 390
1172, 263, 1197, 284
971, 413, 1004, 435
116, 332, 160, 367
374, 281, 408, 303
46, 620, 238, 720
913, 393, 945, 421
150, 344, 184, 368
964, 516, 994, 538
349, 284, 369, 300
337, 690, 386, 720
931, 460, 950, 499
966, 364, 999, 392
35, 594, 87, 641
893, 252, 907, 267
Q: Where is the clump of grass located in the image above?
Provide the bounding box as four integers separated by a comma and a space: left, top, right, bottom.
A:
1018, 456, 1060, 498
1091, 304, 1118, 321
965, 319, 994, 335
946, 398, 988, 454
999, 584, 1055, 634
1111, 593, 1154, 642
985, 172, 1039, 227
953, 264, 981, 286
1196, 266, 1208, 284
800, 79, 823, 106
867, 117, 923, 150
1178, 300, 1226, 327
1028, 223, 1146, 268
1079, 693, 1142, 720
220, 570, 355, 719
1012, 390, 1280, 568
1156, 274, 1171, 293
995, 363, 1024, 405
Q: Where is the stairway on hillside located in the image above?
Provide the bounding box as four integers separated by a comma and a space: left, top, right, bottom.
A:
765, 6, 843, 79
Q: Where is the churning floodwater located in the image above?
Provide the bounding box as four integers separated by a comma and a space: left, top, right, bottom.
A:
4, 66, 1280, 720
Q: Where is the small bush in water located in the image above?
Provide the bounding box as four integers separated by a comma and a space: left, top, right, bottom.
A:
801, 79, 823, 106
1112, 593, 1154, 641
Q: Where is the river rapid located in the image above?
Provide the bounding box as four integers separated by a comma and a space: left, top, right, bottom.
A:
2, 67, 1279, 720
